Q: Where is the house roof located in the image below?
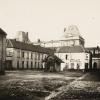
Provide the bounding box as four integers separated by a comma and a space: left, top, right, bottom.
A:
0, 28, 7, 35
7, 39, 54, 55
56, 45, 85, 53
85, 47, 100, 51
85, 47, 100, 58
85, 47, 98, 50
43, 55, 63, 63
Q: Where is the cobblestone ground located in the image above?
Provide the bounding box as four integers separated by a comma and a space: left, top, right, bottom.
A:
0, 70, 83, 100
46, 72, 100, 100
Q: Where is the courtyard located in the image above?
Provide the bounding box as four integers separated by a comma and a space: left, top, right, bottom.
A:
0, 70, 100, 100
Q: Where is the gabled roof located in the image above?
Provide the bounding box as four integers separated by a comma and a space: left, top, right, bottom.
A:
56, 45, 85, 53
0, 28, 7, 35
7, 39, 54, 55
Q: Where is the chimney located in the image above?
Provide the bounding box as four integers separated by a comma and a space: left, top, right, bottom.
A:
26, 32, 28, 40
37, 38, 41, 43
26, 32, 28, 37
25, 32, 29, 43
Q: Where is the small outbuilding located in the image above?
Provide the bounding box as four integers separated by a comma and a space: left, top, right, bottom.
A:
43, 55, 63, 72
0, 28, 7, 75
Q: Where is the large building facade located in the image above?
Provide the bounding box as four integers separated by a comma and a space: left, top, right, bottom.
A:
6, 26, 100, 71
6, 31, 54, 70
34, 25, 85, 48
55, 46, 90, 71
34, 25, 91, 71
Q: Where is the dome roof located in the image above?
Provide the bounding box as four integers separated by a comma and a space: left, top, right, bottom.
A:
62, 25, 81, 39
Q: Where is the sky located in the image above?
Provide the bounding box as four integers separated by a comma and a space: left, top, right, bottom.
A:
0, 0, 100, 47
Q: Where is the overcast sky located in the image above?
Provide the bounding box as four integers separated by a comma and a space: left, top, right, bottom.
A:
0, 0, 100, 47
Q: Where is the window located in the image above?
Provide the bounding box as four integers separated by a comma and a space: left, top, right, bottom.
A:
17, 51, 20, 58
35, 53, 37, 60
38, 62, 40, 68
7, 51, 13, 56
65, 54, 68, 60
71, 63, 74, 69
35, 62, 36, 68
27, 61, 28, 69
31, 53, 33, 59
95, 50, 99, 54
6, 49, 13, 57
63, 63, 69, 71
86, 54, 88, 59
70, 41, 74, 46
22, 52, 25, 58
17, 61, 19, 69
93, 62, 97, 69
27, 52, 29, 59
31, 62, 33, 69
22, 61, 24, 69
38, 53, 40, 60
41, 54, 43, 61
77, 63, 80, 69
93, 49, 95, 55
85, 63, 88, 70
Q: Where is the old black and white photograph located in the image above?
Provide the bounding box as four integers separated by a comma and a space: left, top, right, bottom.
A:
0, 0, 100, 100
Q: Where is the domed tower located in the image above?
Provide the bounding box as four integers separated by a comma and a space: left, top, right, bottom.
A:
61, 25, 85, 47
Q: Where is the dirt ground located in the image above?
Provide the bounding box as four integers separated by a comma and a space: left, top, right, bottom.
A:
1, 71, 100, 100
0, 70, 83, 100
48, 72, 100, 100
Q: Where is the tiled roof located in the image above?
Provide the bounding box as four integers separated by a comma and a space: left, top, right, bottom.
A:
0, 28, 7, 35
7, 39, 54, 55
56, 46, 85, 53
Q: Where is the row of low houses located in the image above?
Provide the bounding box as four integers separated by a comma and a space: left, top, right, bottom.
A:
0, 25, 100, 74
6, 32, 54, 70
6, 39, 54, 70
0, 30, 55, 74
